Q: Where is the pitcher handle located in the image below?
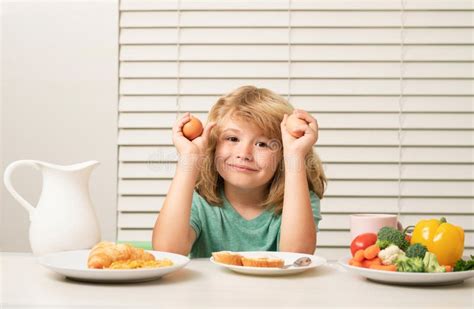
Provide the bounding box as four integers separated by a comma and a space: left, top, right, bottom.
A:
3, 160, 41, 217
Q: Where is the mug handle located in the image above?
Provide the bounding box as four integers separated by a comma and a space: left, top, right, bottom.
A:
397, 221, 403, 231
3, 160, 41, 219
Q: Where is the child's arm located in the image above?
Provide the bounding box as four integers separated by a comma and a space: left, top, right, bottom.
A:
279, 110, 319, 254
152, 113, 215, 255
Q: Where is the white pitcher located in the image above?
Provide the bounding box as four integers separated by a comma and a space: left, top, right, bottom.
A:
3, 160, 101, 256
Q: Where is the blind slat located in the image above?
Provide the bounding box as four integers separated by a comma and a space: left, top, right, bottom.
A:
118, 129, 473, 146
118, 179, 474, 197
120, 79, 474, 95
120, 0, 473, 11
117, 213, 474, 234
120, 62, 474, 78
118, 112, 474, 129
119, 146, 473, 164
121, 45, 474, 61
121, 11, 474, 27
118, 196, 474, 214
119, 96, 474, 113
121, 28, 474, 44
119, 162, 473, 180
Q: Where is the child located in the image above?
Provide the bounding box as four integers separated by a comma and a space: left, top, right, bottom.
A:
152, 86, 326, 258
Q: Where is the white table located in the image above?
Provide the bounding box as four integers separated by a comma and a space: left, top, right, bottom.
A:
2, 252, 473, 308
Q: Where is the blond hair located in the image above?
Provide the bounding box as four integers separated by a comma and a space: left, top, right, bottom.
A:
195, 85, 326, 214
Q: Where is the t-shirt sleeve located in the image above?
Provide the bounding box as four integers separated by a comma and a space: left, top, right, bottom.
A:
309, 190, 322, 232
189, 191, 203, 239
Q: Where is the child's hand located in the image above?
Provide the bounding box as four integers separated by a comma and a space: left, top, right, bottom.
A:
281, 109, 318, 158
173, 112, 216, 158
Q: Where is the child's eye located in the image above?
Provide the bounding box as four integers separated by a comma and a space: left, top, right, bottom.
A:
225, 136, 239, 142
256, 142, 268, 148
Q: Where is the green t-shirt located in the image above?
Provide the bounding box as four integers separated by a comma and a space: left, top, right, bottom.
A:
189, 190, 322, 258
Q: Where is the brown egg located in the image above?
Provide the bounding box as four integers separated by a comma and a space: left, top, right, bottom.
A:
182, 115, 204, 140
286, 114, 308, 138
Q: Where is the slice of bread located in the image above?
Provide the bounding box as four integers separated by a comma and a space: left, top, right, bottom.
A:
212, 251, 243, 266
241, 256, 285, 268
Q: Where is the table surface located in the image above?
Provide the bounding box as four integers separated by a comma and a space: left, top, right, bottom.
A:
2, 252, 473, 308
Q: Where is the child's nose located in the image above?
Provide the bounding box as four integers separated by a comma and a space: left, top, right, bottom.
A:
236, 142, 253, 161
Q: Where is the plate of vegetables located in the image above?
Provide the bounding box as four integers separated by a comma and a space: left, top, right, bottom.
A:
339, 217, 474, 286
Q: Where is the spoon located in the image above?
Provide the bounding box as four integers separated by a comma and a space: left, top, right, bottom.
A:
281, 257, 312, 269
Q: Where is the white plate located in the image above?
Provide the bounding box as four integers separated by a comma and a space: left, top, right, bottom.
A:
38, 250, 190, 283
338, 256, 474, 286
210, 251, 326, 276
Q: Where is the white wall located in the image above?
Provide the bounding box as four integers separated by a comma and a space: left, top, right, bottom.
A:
1, 0, 118, 252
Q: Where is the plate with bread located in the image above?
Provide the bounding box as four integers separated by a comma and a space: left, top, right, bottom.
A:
211, 251, 326, 276
38, 241, 190, 283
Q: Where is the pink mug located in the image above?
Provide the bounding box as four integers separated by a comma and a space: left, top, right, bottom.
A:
350, 214, 403, 241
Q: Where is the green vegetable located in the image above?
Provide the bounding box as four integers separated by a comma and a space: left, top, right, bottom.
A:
395, 255, 425, 272
453, 255, 474, 272
423, 252, 446, 273
376, 239, 391, 250
406, 243, 428, 259
377, 226, 409, 251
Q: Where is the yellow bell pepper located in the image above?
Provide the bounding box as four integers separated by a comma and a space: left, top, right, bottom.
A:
410, 217, 464, 266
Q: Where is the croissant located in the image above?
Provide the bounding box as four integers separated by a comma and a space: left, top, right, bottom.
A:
87, 241, 155, 269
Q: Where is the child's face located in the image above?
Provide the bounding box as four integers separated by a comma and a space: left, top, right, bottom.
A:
215, 117, 281, 191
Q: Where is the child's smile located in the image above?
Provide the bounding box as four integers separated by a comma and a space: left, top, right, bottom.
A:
227, 163, 258, 173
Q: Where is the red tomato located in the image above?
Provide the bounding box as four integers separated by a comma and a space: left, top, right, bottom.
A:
405, 234, 411, 243
350, 233, 378, 256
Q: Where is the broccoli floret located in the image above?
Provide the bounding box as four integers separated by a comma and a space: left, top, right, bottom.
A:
376, 239, 391, 250
406, 243, 428, 259
377, 226, 409, 251
454, 255, 474, 272
395, 255, 425, 272
423, 252, 446, 273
